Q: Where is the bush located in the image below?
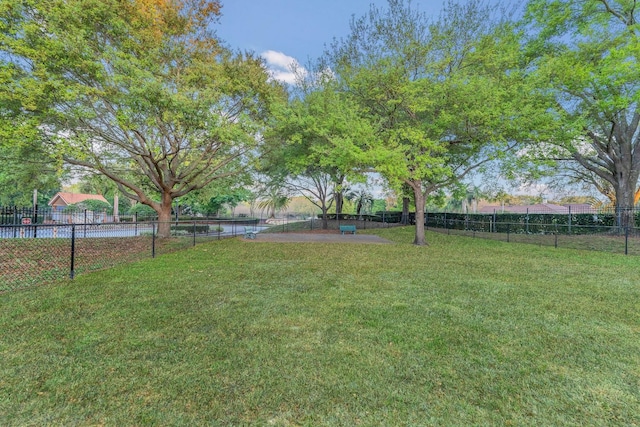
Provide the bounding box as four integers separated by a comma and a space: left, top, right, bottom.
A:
373, 211, 403, 223
171, 225, 211, 234
127, 203, 157, 219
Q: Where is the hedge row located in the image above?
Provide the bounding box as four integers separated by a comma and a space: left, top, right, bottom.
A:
170, 225, 214, 234
424, 212, 637, 235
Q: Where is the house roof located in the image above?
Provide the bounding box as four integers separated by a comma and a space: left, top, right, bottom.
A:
48, 192, 109, 207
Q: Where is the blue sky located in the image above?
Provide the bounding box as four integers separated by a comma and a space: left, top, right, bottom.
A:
215, 0, 445, 84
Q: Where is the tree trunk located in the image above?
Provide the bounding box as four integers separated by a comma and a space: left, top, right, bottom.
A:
321, 210, 329, 229
401, 197, 410, 225
334, 192, 344, 216
156, 193, 174, 238
615, 177, 637, 229
413, 188, 427, 246
320, 201, 329, 230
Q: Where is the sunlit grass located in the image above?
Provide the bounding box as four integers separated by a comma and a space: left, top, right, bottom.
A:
1, 227, 639, 425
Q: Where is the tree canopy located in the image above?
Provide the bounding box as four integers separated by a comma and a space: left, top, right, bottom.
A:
0, 0, 283, 235
263, 73, 376, 228
325, 0, 530, 244
525, 0, 640, 227
3, 0, 639, 239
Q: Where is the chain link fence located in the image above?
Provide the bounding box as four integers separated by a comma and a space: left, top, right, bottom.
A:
5, 209, 640, 293
0, 219, 260, 292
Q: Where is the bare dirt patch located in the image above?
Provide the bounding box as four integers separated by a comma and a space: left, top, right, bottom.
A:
246, 232, 393, 244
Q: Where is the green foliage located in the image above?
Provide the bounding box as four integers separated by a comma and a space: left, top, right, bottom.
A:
170, 224, 211, 234
264, 75, 375, 224
524, 0, 640, 223
373, 210, 404, 223
0, 143, 62, 206
62, 200, 111, 213
257, 187, 290, 218
371, 199, 387, 213
200, 191, 250, 215
326, 0, 532, 244
127, 203, 157, 217
428, 211, 633, 234
346, 188, 374, 215
81, 199, 111, 212
0, 0, 283, 235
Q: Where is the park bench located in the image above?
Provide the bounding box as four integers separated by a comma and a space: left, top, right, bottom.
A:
339, 225, 356, 235
243, 226, 258, 239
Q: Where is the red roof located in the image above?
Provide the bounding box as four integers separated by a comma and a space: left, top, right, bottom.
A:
48, 192, 109, 207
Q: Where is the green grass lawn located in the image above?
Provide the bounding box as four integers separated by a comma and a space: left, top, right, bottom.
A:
1, 227, 639, 426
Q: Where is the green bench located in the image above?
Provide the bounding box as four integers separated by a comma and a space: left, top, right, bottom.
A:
340, 225, 356, 235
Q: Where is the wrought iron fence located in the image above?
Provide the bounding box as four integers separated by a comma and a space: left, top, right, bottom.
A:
0, 219, 260, 292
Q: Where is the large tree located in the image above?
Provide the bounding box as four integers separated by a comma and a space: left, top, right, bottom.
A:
328, 0, 528, 245
526, 0, 640, 227
0, 0, 282, 236
264, 75, 375, 229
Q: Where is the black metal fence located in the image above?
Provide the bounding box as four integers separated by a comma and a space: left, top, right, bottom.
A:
0, 205, 156, 225
424, 215, 640, 256
0, 219, 260, 292
423, 208, 640, 231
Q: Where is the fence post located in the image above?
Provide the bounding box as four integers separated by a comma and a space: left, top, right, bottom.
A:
152, 221, 156, 258
555, 233, 558, 249
70, 225, 76, 279
493, 210, 497, 233
193, 221, 196, 246
507, 223, 510, 243
135, 213, 138, 236
625, 226, 629, 255
33, 204, 38, 238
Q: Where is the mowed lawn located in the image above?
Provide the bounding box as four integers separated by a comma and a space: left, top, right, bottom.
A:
1, 228, 639, 426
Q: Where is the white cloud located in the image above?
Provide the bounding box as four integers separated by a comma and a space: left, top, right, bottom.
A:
261, 50, 307, 85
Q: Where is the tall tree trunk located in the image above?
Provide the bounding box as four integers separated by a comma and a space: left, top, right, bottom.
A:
401, 197, 410, 225
615, 177, 637, 229
321, 210, 329, 229
156, 193, 173, 238
412, 185, 427, 246
320, 201, 329, 230
334, 192, 344, 216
